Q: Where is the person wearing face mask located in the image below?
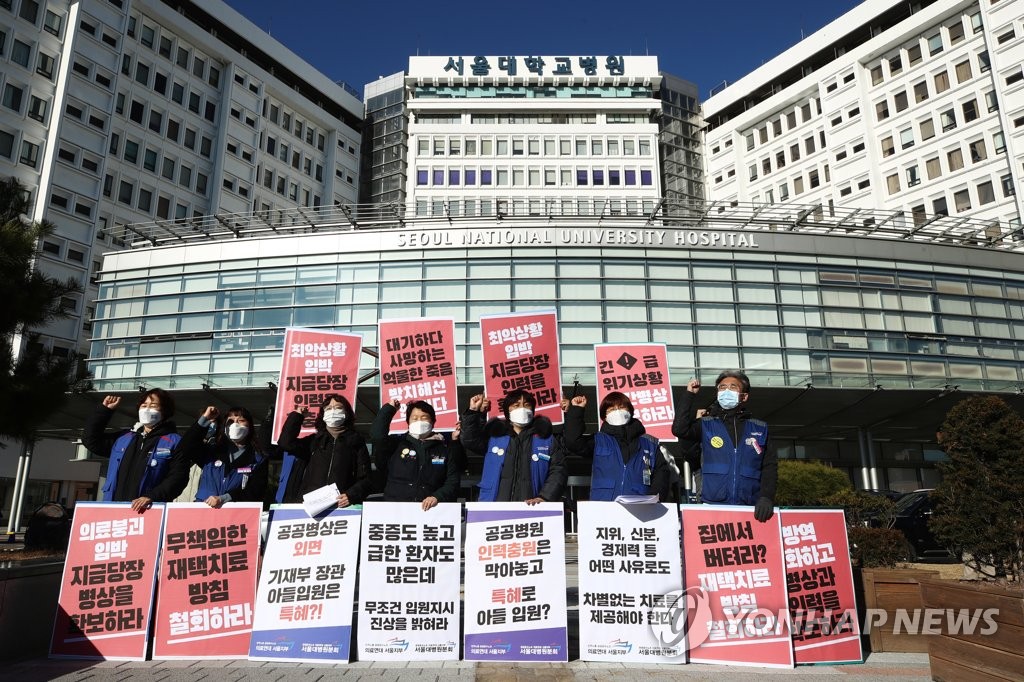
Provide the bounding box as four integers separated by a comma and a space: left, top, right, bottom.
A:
563, 391, 669, 501
370, 399, 460, 510
180, 405, 268, 508
83, 390, 190, 512
672, 371, 777, 522
460, 389, 567, 504
276, 394, 373, 508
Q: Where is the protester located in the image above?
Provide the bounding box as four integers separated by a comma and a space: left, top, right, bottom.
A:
276, 394, 373, 507
371, 399, 460, 510
563, 392, 669, 501
673, 371, 777, 521
180, 405, 268, 507
83, 390, 190, 512
460, 389, 566, 503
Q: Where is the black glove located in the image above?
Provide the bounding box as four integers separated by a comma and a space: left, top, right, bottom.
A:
754, 497, 774, 522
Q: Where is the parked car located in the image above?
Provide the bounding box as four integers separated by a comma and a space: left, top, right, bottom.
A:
889, 489, 956, 561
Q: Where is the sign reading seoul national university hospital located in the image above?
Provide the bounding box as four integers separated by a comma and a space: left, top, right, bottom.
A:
51, 503, 164, 660
409, 55, 660, 80
271, 328, 362, 443
479, 310, 563, 426
595, 343, 676, 442
378, 317, 459, 434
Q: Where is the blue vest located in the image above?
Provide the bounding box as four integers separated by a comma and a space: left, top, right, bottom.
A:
196, 450, 265, 500
478, 433, 553, 502
103, 431, 182, 501
700, 417, 768, 506
275, 451, 297, 504
590, 432, 659, 501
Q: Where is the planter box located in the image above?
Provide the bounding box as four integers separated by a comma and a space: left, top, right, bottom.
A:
920, 578, 1024, 682
861, 567, 939, 653
0, 560, 64, 660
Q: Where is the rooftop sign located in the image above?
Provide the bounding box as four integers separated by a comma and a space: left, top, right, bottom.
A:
408, 56, 660, 80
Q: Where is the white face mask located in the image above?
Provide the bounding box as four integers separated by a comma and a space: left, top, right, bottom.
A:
408, 420, 433, 438
604, 409, 632, 427
322, 408, 346, 428
138, 408, 161, 427
227, 422, 249, 441
509, 407, 534, 426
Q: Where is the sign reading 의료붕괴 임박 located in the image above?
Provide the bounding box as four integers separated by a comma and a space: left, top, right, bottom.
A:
778, 509, 862, 664
681, 504, 794, 668
248, 505, 361, 663
463, 502, 568, 662
50, 502, 165, 660
271, 328, 362, 444
152, 503, 262, 659
594, 343, 676, 442
479, 310, 563, 426
357, 502, 462, 660
577, 501, 685, 663
378, 317, 458, 435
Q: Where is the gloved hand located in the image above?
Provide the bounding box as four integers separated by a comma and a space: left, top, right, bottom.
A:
754, 497, 774, 522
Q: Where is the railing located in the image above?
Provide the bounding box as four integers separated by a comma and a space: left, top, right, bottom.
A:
107, 200, 1024, 252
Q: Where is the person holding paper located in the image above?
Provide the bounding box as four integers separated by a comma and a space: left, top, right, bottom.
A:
371, 399, 460, 510
276, 394, 373, 508
460, 389, 566, 504
563, 392, 669, 501
672, 371, 778, 522
83, 389, 191, 512
180, 405, 268, 508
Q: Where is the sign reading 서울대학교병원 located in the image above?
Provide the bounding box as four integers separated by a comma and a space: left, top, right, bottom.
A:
577, 501, 685, 663
357, 502, 462, 661
778, 509, 862, 664
378, 317, 459, 434
463, 502, 568, 662
479, 310, 563, 426
681, 504, 794, 668
248, 505, 361, 663
408, 55, 658, 79
594, 343, 676, 442
271, 328, 362, 444
152, 503, 262, 659
51, 502, 165, 660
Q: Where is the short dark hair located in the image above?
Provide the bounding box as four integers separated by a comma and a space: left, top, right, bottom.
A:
714, 370, 751, 393
405, 400, 436, 423
136, 388, 175, 419
501, 389, 536, 419
314, 393, 354, 431
599, 391, 634, 420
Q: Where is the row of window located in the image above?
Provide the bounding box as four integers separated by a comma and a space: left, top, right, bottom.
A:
875, 56, 988, 123
880, 95, 998, 159
3, 0, 62, 36
0, 78, 46, 120
414, 166, 655, 188
258, 166, 322, 206
0, 24, 57, 80
869, 11, 981, 87
0, 126, 39, 167
414, 135, 655, 158
104, 171, 202, 224
261, 132, 327, 182
884, 135, 1008, 198
127, 12, 222, 88
895, 173, 1016, 216
740, 100, 821, 153
747, 131, 826, 180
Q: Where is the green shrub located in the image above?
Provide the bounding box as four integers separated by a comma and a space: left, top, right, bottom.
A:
848, 526, 914, 568
824, 489, 897, 529
932, 396, 1024, 582
775, 460, 853, 506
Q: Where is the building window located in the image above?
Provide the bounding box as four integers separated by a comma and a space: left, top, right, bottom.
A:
875, 100, 889, 121
969, 139, 987, 163
907, 43, 922, 66
870, 65, 883, 85
953, 189, 970, 212
979, 51, 990, 74
913, 81, 928, 103
947, 148, 964, 171
906, 165, 920, 187
36, 52, 54, 79
1, 83, 23, 113
994, 131, 1006, 155
919, 117, 935, 141
925, 157, 941, 180
927, 34, 943, 56
19, 140, 39, 167
976, 180, 995, 205
640, 170, 652, 186
962, 99, 978, 123
1001, 174, 1015, 197
577, 169, 588, 186
934, 70, 950, 93
899, 128, 914, 150
955, 60, 972, 84
893, 90, 908, 112
880, 137, 894, 157
43, 10, 61, 35
985, 90, 998, 113
886, 173, 900, 195
940, 109, 956, 132
933, 197, 948, 216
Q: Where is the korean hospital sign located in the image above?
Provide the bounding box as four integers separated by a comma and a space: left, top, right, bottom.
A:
409, 56, 659, 80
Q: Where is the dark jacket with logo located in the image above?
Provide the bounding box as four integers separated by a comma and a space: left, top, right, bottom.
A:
371, 403, 460, 502
179, 420, 268, 503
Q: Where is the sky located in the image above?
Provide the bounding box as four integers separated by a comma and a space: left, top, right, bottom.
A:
223, 0, 864, 101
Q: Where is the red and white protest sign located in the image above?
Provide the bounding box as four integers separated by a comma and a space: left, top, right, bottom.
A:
680, 504, 794, 668
272, 327, 362, 443
379, 317, 458, 434
152, 503, 262, 659
51, 503, 164, 660
595, 343, 676, 442
479, 310, 562, 426
778, 509, 861, 664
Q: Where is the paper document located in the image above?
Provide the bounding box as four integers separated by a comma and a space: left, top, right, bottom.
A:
302, 483, 341, 517
614, 494, 661, 505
